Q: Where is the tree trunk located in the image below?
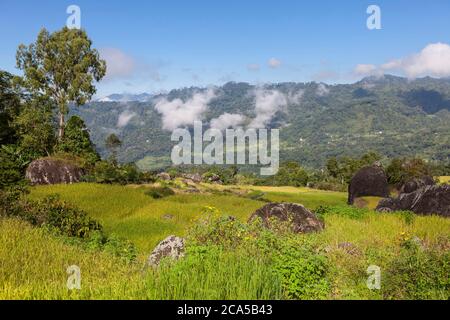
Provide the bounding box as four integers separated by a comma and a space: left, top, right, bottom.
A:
58, 111, 65, 140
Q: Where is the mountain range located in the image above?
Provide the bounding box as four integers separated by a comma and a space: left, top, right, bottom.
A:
72, 75, 450, 170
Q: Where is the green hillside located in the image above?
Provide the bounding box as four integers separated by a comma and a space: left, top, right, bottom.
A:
73, 75, 450, 170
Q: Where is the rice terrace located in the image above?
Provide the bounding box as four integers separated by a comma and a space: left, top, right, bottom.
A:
0, 0, 450, 306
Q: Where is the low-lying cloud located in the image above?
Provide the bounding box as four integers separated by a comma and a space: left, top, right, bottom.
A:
117, 109, 137, 128
248, 89, 288, 128
354, 43, 450, 79
154, 89, 216, 131
210, 113, 246, 130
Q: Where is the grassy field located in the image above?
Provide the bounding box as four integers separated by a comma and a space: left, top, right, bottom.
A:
439, 176, 450, 184
0, 182, 448, 299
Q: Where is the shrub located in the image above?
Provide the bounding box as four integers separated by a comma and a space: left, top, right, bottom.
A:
21, 195, 102, 238
187, 207, 331, 299
144, 186, 175, 199
83, 161, 155, 185
271, 240, 330, 299
383, 246, 450, 299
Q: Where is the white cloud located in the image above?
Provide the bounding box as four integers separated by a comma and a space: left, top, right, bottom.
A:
354, 43, 450, 79
210, 113, 246, 130
382, 43, 450, 78
316, 83, 330, 96
117, 110, 136, 128
248, 88, 288, 128
287, 90, 304, 105
268, 58, 282, 69
154, 89, 216, 131
353, 64, 378, 76
100, 48, 136, 80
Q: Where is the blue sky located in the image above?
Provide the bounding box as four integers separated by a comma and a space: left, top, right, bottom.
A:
1, 0, 450, 97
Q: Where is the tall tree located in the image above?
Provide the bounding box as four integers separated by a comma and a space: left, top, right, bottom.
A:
105, 133, 122, 164
16, 27, 106, 140
0, 70, 21, 146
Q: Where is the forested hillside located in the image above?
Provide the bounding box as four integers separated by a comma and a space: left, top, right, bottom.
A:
73, 75, 450, 170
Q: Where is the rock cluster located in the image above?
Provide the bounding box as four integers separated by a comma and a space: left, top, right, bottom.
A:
376, 184, 450, 217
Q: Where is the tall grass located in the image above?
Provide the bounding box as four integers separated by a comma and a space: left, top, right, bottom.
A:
18, 183, 449, 300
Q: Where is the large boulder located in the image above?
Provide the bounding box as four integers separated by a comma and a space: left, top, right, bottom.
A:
348, 165, 389, 204
147, 235, 185, 267
248, 202, 324, 233
376, 185, 450, 217
25, 158, 83, 185
181, 173, 202, 183
399, 175, 435, 194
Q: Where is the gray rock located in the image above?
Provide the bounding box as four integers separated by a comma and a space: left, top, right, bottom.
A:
25, 158, 84, 185
147, 235, 185, 267
399, 176, 435, 194
376, 185, 450, 217
182, 173, 202, 183
348, 165, 389, 205
248, 202, 324, 234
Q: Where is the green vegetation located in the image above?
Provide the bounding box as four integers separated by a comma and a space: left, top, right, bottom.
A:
16, 27, 106, 139
74, 77, 450, 168
1, 184, 449, 299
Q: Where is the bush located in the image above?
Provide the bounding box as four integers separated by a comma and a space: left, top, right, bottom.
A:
383, 246, 450, 299
271, 240, 330, 299
0, 145, 29, 190
83, 161, 155, 185
386, 158, 432, 185
21, 195, 101, 238
187, 207, 332, 299
144, 186, 175, 199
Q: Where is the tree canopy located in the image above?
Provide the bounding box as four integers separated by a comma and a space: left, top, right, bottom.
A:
16, 27, 106, 139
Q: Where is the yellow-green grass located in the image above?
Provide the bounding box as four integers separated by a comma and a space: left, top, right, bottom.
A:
308, 212, 450, 299
0, 218, 280, 300
0, 218, 146, 299
357, 196, 383, 210
29, 183, 264, 252
439, 176, 450, 184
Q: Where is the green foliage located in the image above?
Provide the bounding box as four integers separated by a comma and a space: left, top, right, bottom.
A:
202, 165, 238, 184
188, 208, 331, 299
383, 246, 450, 299
0, 70, 21, 146
55, 116, 99, 166
144, 186, 175, 199
13, 95, 56, 159
26, 195, 100, 238
105, 133, 122, 163
83, 160, 154, 185
0, 145, 29, 190
386, 157, 432, 185
271, 240, 330, 299
262, 161, 309, 187
16, 27, 106, 139
314, 205, 369, 220
326, 152, 382, 184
